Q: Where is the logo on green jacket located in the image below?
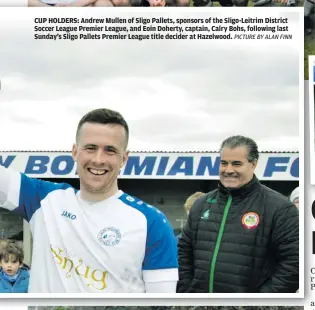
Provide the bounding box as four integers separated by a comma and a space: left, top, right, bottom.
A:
201, 209, 210, 220
207, 198, 216, 204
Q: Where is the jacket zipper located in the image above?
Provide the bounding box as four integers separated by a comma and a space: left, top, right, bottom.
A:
209, 194, 232, 293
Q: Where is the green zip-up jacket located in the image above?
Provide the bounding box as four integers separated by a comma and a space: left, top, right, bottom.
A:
177, 176, 299, 293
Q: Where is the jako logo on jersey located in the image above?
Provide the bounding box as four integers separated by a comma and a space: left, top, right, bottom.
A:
98, 227, 121, 246
61, 211, 77, 220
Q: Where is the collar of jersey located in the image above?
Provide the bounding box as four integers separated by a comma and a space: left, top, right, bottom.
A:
77, 189, 124, 206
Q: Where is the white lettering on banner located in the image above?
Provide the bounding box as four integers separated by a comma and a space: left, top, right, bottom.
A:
0, 152, 298, 181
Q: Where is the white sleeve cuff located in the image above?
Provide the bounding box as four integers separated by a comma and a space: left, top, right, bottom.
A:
145, 280, 177, 293
143, 268, 178, 283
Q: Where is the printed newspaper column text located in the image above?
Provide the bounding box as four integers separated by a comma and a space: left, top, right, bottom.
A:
33, 16, 293, 41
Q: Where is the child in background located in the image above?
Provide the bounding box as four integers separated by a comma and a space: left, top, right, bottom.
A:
0, 240, 9, 255
290, 187, 299, 209
0, 242, 29, 293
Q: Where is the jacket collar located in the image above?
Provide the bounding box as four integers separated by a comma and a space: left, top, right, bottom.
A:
0, 267, 29, 281
218, 174, 261, 199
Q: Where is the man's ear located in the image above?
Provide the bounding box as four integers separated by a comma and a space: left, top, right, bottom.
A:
72, 143, 78, 162
252, 160, 258, 170
121, 150, 129, 168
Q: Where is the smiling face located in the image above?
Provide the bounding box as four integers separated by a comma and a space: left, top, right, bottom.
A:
219, 146, 257, 189
72, 122, 129, 201
0, 254, 22, 277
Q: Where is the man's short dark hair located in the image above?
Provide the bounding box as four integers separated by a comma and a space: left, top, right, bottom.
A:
76, 108, 129, 147
220, 135, 259, 163
0, 242, 24, 264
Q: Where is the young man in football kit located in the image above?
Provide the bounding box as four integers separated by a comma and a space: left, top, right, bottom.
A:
0, 108, 178, 293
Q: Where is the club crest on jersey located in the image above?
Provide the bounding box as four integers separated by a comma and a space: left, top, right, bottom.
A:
242, 212, 260, 229
97, 227, 121, 246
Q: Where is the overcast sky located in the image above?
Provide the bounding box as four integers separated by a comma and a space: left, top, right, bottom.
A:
0, 9, 301, 152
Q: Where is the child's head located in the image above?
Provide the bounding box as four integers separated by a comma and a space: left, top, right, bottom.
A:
0, 242, 24, 276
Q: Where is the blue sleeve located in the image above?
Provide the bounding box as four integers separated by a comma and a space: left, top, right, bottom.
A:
142, 208, 178, 270
118, 193, 178, 271
17, 173, 73, 222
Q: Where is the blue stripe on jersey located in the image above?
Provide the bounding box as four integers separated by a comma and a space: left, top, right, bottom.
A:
17, 173, 76, 222
119, 193, 178, 270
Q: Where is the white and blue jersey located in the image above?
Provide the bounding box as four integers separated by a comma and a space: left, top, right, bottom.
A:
0, 166, 178, 293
